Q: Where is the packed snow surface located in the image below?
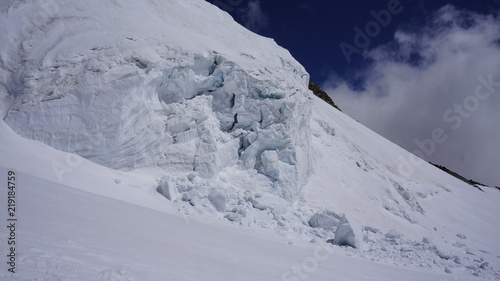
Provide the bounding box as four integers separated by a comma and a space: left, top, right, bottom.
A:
1, 0, 499, 280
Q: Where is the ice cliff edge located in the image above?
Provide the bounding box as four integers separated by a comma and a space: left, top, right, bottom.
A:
1, 0, 312, 201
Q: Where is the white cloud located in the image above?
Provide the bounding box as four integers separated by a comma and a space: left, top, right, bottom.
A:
324, 5, 500, 186
238, 0, 269, 32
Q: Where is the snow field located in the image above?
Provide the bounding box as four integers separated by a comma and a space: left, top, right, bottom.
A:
0, 0, 499, 279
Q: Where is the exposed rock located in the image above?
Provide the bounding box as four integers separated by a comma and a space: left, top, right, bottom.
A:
429, 162, 487, 191
308, 81, 341, 111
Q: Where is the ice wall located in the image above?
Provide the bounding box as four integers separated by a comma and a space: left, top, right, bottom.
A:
1, 0, 312, 201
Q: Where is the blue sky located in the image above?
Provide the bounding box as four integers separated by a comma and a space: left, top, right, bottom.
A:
206, 0, 500, 187
207, 0, 499, 84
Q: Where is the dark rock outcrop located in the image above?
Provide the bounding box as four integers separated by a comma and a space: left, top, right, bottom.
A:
430, 162, 486, 191
309, 81, 341, 111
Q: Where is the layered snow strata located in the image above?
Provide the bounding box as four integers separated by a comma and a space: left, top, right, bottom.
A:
1, 0, 312, 201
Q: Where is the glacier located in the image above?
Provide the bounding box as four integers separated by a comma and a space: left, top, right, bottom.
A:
1, 0, 499, 280
1, 0, 312, 202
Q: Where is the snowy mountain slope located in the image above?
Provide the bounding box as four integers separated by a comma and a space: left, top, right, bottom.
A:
306, 95, 500, 277
1, 96, 498, 280
0, 165, 475, 281
0, 0, 499, 280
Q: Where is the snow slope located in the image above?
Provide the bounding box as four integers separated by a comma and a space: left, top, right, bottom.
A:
1, 0, 499, 280
306, 95, 500, 278
1, 95, 499, 280
0, 166, 473, 281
